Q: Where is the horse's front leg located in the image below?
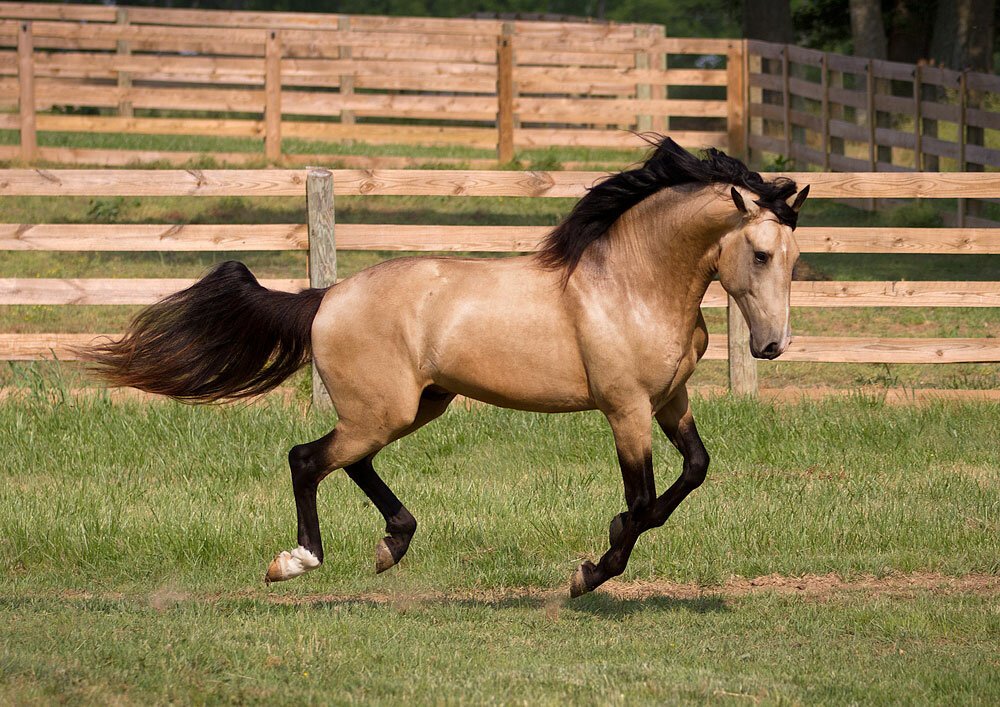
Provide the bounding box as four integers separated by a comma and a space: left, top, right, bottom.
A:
647, 387, 710, 532
571, 403, 656, 597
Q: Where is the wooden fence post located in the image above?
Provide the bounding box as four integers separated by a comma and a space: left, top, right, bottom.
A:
116, 8, 132, 118
496, 24, 515, 164
746, 45, 762, 165
338, 16, 355, 126
957, 70, 967, 227
726, 39, 746, 159
781, 45, 791, 161
635, 26, 652, 132
17, 22, 35, 163
913, 63, 922, 170
265, 30, 282, 163
727, 296, 757, 396
307, 169, 336, 409
865, 59, 876, 210
651, 25, 666, 133
821, 52, 830, 171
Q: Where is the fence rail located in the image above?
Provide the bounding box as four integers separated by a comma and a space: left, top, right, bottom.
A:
1, 168, 998, 401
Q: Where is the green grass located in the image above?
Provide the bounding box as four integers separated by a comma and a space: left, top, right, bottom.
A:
3, 592, 997, 704
0, 396, 997, 703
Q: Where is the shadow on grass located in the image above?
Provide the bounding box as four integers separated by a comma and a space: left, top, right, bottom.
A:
253, 590, 731, 617
568, 592, 729, 617
6, 586, 730, 618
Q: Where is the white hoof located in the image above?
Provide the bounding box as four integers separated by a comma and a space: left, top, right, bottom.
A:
265, 546, 321, 583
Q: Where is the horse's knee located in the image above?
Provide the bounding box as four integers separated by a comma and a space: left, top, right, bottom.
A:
683, 449, 709, 490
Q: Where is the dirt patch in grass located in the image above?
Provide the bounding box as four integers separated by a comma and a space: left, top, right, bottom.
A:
256, 572, 1000, 607
603, 572, 1000, 601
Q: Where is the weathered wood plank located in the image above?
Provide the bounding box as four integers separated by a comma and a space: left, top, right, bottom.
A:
5, 223, 999, 257
778, 337, 1000, 363
700, 282, 1000, 307
776, 173, 1000, 199
8, 332, 997, 365
795, 227, 1000, 254
0, 223, 310, 250
28, 146, 500, 170
2, 169, 999, 200
0, 169, 310, 196
0, 277, 307, 304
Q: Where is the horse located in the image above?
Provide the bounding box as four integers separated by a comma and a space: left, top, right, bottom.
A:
82, 136, 808, 597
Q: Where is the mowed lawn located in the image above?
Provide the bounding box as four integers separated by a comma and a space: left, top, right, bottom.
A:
1, 394, 997, 703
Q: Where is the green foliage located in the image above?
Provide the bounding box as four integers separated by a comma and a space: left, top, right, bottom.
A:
86, 197, 130, 223
759, 153, 795, 171
885, 201, 945, 229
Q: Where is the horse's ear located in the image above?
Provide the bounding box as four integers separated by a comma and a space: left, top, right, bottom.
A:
790, 184, 810, 212
731, 186, 748, 214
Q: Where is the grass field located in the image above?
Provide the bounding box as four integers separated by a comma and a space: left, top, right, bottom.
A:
1, 395, 997, 703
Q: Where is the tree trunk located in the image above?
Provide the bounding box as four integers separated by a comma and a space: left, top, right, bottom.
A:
957, 0, 995, 71
849, 0, 888, 59
743, 0, 794, 43
932, 0, 995, 70
887, 0, 935, 64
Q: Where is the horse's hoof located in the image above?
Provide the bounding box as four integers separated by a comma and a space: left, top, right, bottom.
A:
375, 538, 396, 574
609, 512, 627, 547
570, 561, 598, 598
264, 546, 321, 584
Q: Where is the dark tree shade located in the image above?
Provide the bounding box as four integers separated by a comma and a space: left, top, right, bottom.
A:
742, 0, 794, 43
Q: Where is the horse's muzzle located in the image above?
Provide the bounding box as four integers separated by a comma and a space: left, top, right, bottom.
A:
751, 340, 784, 360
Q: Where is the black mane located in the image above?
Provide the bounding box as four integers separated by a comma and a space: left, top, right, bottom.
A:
537, 135, 799, 275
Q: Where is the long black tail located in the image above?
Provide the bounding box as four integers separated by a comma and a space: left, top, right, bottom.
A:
81, 261, 327, 402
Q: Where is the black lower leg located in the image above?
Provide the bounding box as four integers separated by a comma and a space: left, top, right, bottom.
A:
345, 457, 417, 572
649, 420, 709, 529
573, 449, 655, 596
287, 431, 337, 563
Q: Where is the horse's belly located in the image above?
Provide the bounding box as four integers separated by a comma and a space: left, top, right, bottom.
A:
433, 365, 593, 413
428, 302, 592, 412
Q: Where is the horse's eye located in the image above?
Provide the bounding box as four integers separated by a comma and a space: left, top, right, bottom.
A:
754, 251, 770, 265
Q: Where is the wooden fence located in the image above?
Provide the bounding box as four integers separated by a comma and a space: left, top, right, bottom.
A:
745, 40, 1000, 226
2, 168, 998, 402
0, 2, 740, 167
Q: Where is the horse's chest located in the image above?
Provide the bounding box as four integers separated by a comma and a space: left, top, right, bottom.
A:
642, 321, 708, 406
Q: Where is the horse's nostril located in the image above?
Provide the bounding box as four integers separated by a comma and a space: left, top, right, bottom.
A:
762, 341, 780, 358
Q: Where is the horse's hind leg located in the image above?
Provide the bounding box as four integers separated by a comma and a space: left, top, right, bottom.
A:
265, 415, 399, 583
265, 386, 454, 583
345, 457, 417, 574
354, 387, 455, 574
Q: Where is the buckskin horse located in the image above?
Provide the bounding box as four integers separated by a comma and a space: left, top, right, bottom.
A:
83, 136, 809, 597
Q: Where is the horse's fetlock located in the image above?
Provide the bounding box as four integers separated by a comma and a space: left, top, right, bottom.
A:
386, 508, 417, 537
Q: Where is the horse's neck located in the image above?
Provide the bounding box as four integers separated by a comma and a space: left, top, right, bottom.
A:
597, 186, 727, 309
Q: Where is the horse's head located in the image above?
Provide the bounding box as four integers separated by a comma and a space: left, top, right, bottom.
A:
717, 185, 809, 360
